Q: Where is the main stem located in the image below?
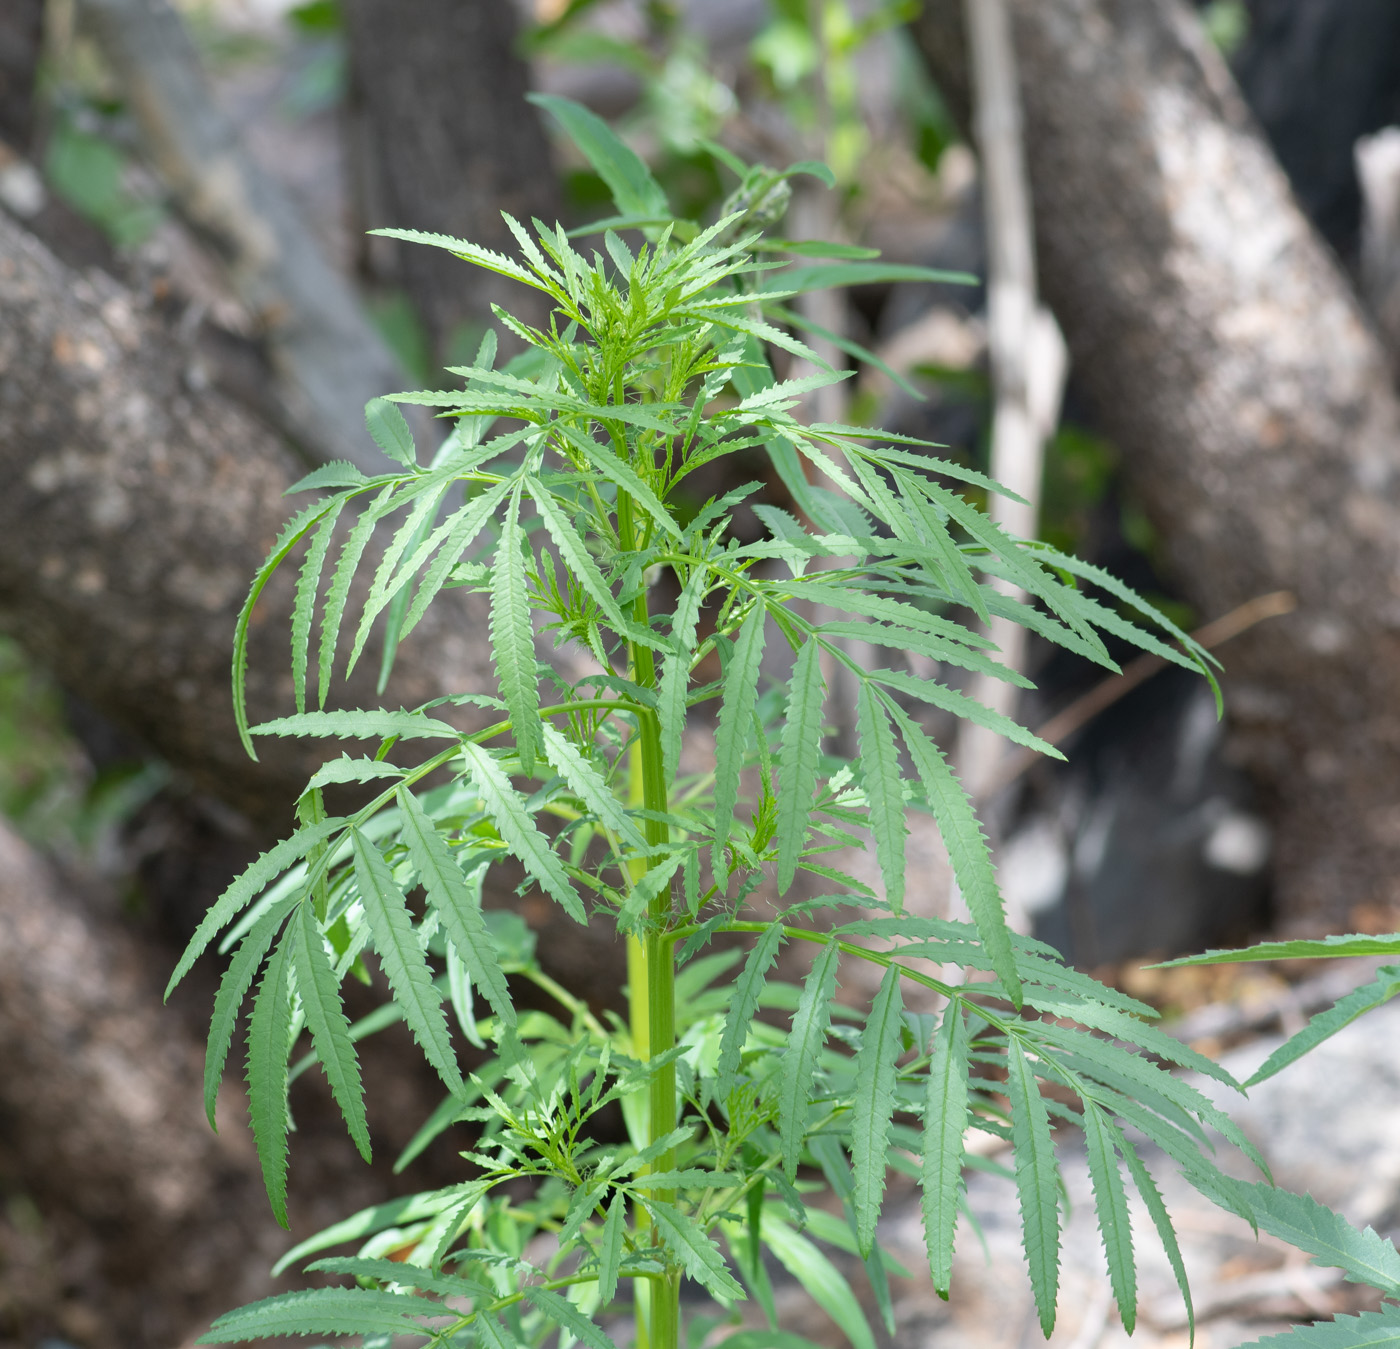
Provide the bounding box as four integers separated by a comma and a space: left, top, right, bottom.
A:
620, 492, 680, 1349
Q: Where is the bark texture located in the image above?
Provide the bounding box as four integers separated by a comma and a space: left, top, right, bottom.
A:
0, 207, 491, 832
914, 0, 1400, 930
0, 821, 281, 1344
342, 0, 561, 361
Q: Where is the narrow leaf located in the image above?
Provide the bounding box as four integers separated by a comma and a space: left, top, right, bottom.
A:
717, 923, 784, 1099
644, 1200, 747, 1301
318, 485, 394, 708
491, 484, 541, 774
1247, 968, 1400, 1086
526, 1287, 619, 1349
351, 829, 464, 1095
460, 742, 584, 920
761, 1217, 877, 1349
246, 936, 294, 1227
851, 963, 903, 1257
1234, 1182, 1400, 1296
529, 92, 669, 219
541, 722, 647, 852
1232, 1309, 1400, 1349
1120, 1142, 1194, 1340
291, 498, 345, 713
658, 564, 709, 780
1005, 1038, 1061, 1335
855, 682, 908, 913
887, 701, 1022, 1009
233, 497, 341, 756
370, 226, 558, 295
198, 1288, 429, 1344
397, 787, 514, 1026
597, 1191, 626, 1305
1160, 933, 1400, 966
712, 601, 766, 886
251, 708, 461, 742
778, 937, 841, 1179
1082, 1102, 1136, 1332
291, 900, 371, 1161
921, 1001, 970, 1297
775, 640, 825, 894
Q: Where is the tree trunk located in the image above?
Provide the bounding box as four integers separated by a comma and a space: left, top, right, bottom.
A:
0, 207, 490, 833
913, 0, 1400, 932
0, 820, 282, 1345
341, 0, 561, 363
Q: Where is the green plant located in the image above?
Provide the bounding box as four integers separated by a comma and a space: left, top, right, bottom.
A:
1153, 935, 1400, 1349
170, 98, 1270, 1349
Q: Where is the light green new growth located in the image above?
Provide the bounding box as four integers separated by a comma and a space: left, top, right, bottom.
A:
168, 96, 1291, 1349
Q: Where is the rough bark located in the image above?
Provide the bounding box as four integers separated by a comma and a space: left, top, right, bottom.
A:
0, 820, 281, 1344
913, 0, 1400, 931
75, 0, 408, 473
342, 0, 560, 361
0, 206, 490, 832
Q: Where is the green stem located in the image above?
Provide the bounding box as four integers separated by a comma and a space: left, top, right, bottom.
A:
619, 490, 681, 1349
